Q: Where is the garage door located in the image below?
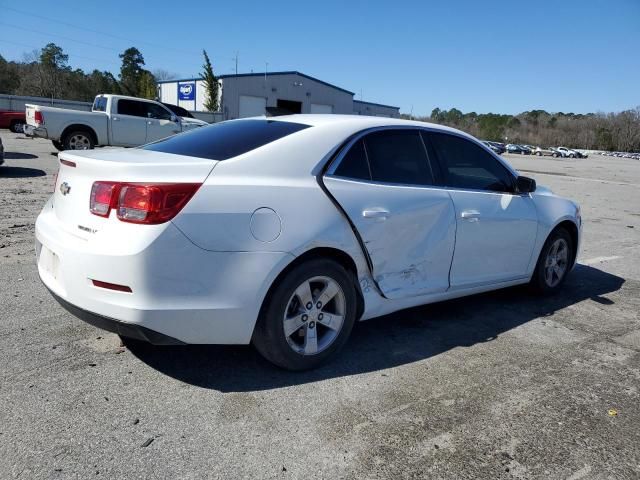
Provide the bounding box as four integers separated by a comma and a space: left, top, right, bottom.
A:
310, 103, 333, 114
239, 95, 266, 118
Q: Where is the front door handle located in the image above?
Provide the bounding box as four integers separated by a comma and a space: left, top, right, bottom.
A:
363, 209, 390, 220
461, 210, 481, 221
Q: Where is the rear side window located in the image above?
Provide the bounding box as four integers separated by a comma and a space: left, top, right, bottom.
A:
117, 99, 148, 117
364, 130, 434, 186
428, 132, 514, 192
334, 140, 371, 180
142, 119, 311, 160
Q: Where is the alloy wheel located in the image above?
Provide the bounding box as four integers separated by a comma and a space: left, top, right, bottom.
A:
544, 238, 569, 287
283, 276, 346, 356
69, 134, 91, 150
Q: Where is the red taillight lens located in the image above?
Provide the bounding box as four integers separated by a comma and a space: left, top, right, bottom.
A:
90, 181, 119, 217
89, 182, 200, 224
117, 183, 200, 224
34, 111, 44, 125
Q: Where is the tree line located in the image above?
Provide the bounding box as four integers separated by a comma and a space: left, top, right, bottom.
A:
404, 107, 640, 152
0, 42, 220, 111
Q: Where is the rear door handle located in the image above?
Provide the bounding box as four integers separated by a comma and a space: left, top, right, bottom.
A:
363, 209, 390, 219
461, 210, 481, 220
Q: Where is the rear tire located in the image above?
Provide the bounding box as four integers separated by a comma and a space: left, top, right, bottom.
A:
63, 130, 95, 150
530, 227, 573, 294
252, 258, 357, 371
10, 121, 24, 133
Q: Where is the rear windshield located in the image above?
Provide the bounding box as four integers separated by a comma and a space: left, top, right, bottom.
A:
93, 96, 107, 112
142, 119, 311, 160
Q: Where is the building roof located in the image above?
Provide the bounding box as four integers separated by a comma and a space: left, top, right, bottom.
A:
157, 71, 355, 95
353, 99, 400, 110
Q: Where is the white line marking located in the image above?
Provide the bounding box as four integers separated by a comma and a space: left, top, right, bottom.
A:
581, 256, 622, 265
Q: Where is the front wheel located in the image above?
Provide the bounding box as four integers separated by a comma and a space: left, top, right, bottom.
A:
63, 130, 95, 150
531, 227, 573, 294
252, 258, 357, 370
52, 140, 64, 151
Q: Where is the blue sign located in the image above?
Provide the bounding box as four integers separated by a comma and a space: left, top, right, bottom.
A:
178, 82, 195, 101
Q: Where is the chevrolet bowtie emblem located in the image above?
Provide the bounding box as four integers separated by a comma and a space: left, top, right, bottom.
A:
59, 182, 71, 196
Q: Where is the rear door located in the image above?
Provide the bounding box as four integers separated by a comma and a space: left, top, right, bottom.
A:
426, 131, 538, 288
323, 128, 456, 299
143, 103, 181, 142
111, 99, 149, 146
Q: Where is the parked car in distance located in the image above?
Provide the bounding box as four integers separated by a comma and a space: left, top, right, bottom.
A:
36, 115, 582, 370
533, 147, 559, 157
0, 110, 27, 133
482, 140, 506, 154
506, 144, 530, 154
556, 147, 579, 158
24, 94, 208, 151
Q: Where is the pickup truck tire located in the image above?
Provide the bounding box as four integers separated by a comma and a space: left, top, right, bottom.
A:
52, 140, 64, 151
63, 130, 95, 150
10, 121, 25, 133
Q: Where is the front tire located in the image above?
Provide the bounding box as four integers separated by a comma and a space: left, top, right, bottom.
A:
252, 258, 357, 371
63, 130, 95, 150
52, 140, 64, 151
531, 227, 573, 294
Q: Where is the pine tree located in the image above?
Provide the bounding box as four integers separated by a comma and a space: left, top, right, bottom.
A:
201, 50, 219, 112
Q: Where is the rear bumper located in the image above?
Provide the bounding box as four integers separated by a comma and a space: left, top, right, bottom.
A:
24, 125, 48, 138
35, 200, 293, 344
46, 285, 185, 345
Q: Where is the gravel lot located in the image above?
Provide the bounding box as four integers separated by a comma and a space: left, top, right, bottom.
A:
1, 131, 639, 479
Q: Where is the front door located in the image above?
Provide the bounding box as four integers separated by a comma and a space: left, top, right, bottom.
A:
323, 129, 456, 299
143, 103, 181, 143
426, 131, 538, 288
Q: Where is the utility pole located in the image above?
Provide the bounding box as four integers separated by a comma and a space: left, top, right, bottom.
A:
265, 62, 268, 84
233, 51, 238, 75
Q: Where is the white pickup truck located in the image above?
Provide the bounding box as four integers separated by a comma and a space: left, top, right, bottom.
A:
24, 94, 207, 150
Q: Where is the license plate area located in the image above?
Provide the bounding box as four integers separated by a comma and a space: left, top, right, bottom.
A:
38, 244, 60, 282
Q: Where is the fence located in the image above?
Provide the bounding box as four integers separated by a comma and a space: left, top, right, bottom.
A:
0, 94, 92, 112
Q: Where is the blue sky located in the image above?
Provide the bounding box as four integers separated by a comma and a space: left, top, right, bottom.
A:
1, 0, 638, 115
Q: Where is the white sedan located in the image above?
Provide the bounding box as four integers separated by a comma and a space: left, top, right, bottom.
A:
35, 115, 582, 370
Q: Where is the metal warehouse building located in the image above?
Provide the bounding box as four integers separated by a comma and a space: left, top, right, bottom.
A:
158, 71, 399, 120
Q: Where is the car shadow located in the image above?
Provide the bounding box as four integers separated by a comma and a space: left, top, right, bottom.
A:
4, 152, 38, 160
125, 264, 624, 392
0, 166, 46, 178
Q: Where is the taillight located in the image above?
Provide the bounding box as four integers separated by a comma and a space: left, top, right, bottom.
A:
34, 111, 44, 125
89, 182, 200, 224
90, 181, 119, 217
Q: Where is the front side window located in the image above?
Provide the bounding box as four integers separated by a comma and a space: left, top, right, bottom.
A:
364, 130, 434, 186
144, 103, 173, 120
143, 119, 311, 160
428, 132, 514, 192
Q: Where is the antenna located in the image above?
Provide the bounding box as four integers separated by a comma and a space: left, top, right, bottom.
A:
265, 62, 268, 83
233, 51, 238, 75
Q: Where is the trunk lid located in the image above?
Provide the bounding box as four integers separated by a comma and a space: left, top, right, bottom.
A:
53, 148, 217, 239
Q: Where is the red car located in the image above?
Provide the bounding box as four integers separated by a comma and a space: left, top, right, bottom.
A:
0, 110, 27, 133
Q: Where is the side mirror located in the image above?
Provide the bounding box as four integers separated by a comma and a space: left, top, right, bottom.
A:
170, 114, 180, 123
516, 175, 536, 193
